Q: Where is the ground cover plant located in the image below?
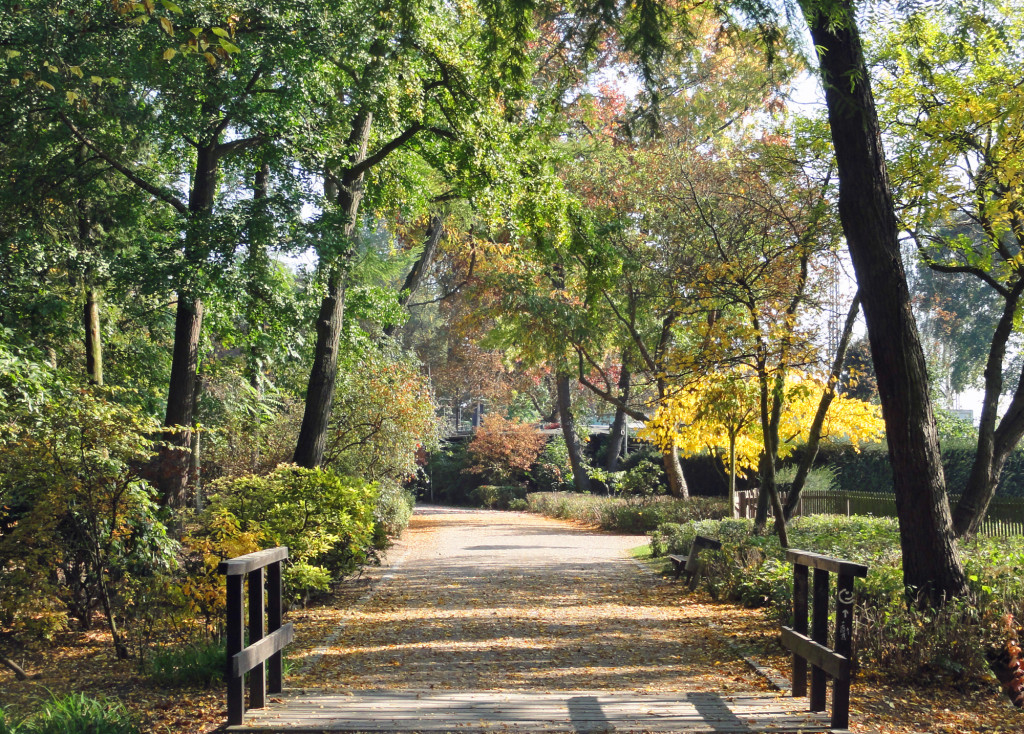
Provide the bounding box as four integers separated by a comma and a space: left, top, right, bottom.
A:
649, 514, 1024, 686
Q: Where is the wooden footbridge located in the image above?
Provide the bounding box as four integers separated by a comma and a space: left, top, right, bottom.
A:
218, 509, 855, 734
228, 689, 831, 732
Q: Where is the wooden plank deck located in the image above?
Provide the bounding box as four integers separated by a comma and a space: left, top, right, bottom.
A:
228, 689, 832, 732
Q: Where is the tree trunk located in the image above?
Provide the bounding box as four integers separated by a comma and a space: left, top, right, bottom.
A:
155, 144, 217, 508
83, 286, 102, 386
294, 113, 373, 468
953, 282, 1024, 536
556, 371, 591, 493
662, 443, 689, 499
189, 376, 203, 511
605, 367, 631, 471
800, 0, 968, 601
784, 294, 861, 520
385, 213, 445, 338
157, 295, 204, 508
728, 433, 738, 518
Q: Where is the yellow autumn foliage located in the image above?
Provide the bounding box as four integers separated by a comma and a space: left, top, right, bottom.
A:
639, 372, 886, 475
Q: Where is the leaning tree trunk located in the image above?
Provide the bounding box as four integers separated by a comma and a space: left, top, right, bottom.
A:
556, 371, 591, 494
801, 0, 968, 602
953, 281, 1024, 536
784, 294, 861, 520
384, 213, 445, 339
294, 113, 373, 468
605, 367, 631, 471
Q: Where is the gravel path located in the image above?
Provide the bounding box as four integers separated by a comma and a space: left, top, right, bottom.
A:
290, 506, 772, 695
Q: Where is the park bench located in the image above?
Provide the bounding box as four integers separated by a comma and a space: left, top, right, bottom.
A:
667, 535, 722, 588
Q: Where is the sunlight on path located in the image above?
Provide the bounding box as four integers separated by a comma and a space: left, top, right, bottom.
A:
290, 507, 772, 695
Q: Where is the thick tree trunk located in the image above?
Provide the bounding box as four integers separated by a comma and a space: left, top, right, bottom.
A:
605, 367, 631, 471
556, 372, 591, 493
953, 282, 1024, 536
662, 443, 689, 499
156, 144, 218, 507
294, 113, 372, 468
784, 294, 861, 520
801, 0, 967, 601
83, 286, 102, 386
157, 295, 204, 508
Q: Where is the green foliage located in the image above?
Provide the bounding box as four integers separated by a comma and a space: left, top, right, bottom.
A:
775, 464, 837, 496
203, 465, 378, 602
147, 639, 224, 687
372, 480, 415, 549
934, 408, 978, 443
422, 441, 480, 505
471, 484, 528, 510
527, 492, 728, 533
649, 514, 1024, 682
325, 346, 440, 485
802, 442, 1024, 498
0, 369, 174, 654
0, 694, 138, 734
616, 461, 665, 497
530, 436, 574, 492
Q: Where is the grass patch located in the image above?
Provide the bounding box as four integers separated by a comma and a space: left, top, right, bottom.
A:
0, 693, 139, 734
147, 639, 224, 687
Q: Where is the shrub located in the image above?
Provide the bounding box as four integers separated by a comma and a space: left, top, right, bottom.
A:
148, 639, 224, 687
471, 485, 528, 510
465, 415, 545, 484
203, 465, 377, 602
422, 441, 479, 504
373, 480, 415, 549
531, 436, 574, 492
648, 514, 1024, 683
527, 492, 729, 533
617, 461, 665, 497
0, 378, 176, 658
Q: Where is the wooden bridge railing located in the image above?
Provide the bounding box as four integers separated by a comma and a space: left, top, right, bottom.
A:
780, 549, 868, 730
218, 546, 294, 726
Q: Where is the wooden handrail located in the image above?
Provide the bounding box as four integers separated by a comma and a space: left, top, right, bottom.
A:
781, 549, 867, 730
218, 546, 291, 726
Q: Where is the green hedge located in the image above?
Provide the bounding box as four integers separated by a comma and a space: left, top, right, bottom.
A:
527, 492, 729, 533
793, 443, 1024, 498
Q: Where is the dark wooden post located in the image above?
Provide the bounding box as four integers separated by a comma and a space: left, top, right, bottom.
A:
832, 571, 856, 729
248, 567, 266, 709
792, 563, 809, 697
226, 574, 245, 726
810, 568, 829, 712
267, 558, 284, 693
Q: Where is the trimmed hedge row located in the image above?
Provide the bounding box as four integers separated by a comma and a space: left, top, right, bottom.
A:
792, 443, 1024, 498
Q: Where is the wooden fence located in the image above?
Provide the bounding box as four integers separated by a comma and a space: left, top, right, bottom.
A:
737, 489, 1024, 536
218, 546, 294, 726
781, 549, 869, 730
